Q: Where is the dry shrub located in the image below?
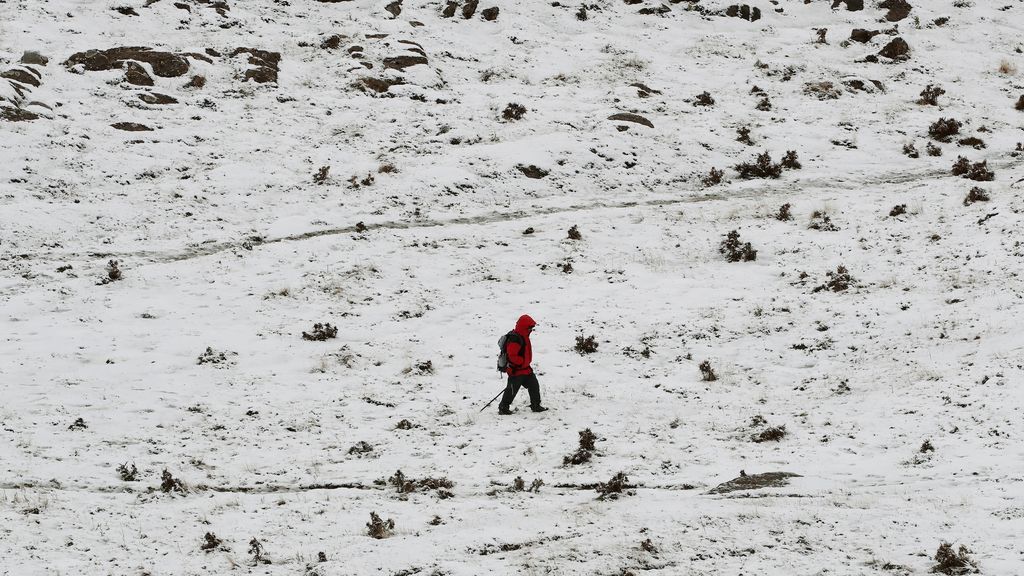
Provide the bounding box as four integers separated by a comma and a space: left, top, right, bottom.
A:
889, 204, 907, 217
699, 360, 717, 382
918, 84, 945, 105
958, 137, 985, 150
926, 142, 943, 157
951, 157, 994, 181
201, 532, 223, 552
963, 187, 989, 206
720, 230, 757, 262
932, 543, 978, 574
998, 59, 1017, 75
776, 203, 792, 221
313, 165, 330, 184
502, 102, 527, 121
160, 469, 186, 494
186, 75, 206, 89
578, 428, 597, 451
920, 439, 935, 453
808, 210, 839, 231
117, 462, 138, 481
348, 441, 373, 455
367, 512, 395, 539
928, 118, 962, 142
736, 126, 753, 145
701, 167, 725, 187
903, 142, 919, 158
752, 425, 787, 442
734, 151, 782, 179
693, 91, 715, 106
567, 225, 582, 240
575, 334, 598, 355
302, 323, 338, 341
596, 471, 633, 500
812, 265, 854, 293
780, 150, 801, 170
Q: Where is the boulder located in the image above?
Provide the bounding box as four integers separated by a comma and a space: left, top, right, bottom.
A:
608, 112, 653, 128
849, 28, 880, 43
481, 6, 499, 20
124, 61, 154, 86
878, 37, 910, 60
20, 51, 49, 66
138, 92, 179, 105
462, 0, 478, 18
385, 0, 402, 17
383, 55, 428, 70
878, 0, 911, 21
831, 0, 863, 10
442, 1, 457, 17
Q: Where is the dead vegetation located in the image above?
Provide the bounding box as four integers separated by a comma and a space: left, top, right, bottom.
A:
928, 118, 962, 142
812, 265, 854, 293
963, 187, 989, 206
575, 334, 598, 355
931, 543, 978, 575
951, 157, 994, 181
385, 470, 454, 498
595, 471, 634, 500
564, 428, 598, 466
918, 85, 945, 105
367, 512, 395, 539
302, 322, 338, 341
160, 469, 186, 494
720, 230, 757, 262
699, 360, 717, 382
117, 462, 138, 481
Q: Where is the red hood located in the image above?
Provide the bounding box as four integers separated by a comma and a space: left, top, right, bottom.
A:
514, 314, 536, 336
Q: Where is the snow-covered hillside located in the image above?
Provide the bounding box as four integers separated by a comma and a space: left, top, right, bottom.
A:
2, 0, 1023, 574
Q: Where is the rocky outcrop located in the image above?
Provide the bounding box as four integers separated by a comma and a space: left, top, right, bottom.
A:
231, 48, 281, 83
64, 47, 190, 77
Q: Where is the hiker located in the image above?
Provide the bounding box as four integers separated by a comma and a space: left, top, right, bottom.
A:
498, 314, 548, 415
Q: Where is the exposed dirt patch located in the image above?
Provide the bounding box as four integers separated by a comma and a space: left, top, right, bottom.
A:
138, 93, 179, 105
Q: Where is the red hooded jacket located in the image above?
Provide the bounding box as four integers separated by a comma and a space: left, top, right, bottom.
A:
506, 314, 536, 376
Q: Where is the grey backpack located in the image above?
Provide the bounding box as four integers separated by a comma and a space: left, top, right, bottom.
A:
496, 331, 524, 373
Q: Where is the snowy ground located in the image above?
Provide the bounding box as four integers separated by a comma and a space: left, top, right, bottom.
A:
2, 0, 1024, 574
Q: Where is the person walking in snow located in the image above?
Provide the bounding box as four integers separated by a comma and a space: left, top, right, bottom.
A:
498, 314, 548, 415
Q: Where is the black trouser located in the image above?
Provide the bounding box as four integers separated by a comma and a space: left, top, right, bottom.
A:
498, 373, 541, 411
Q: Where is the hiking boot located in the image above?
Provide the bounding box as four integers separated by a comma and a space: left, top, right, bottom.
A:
530, 406, 549, 413
498, 407, 513, 415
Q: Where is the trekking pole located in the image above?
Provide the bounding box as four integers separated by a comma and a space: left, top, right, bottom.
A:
479, 387, 505, 412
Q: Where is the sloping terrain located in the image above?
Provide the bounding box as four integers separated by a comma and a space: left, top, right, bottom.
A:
1, 0, 1023, 574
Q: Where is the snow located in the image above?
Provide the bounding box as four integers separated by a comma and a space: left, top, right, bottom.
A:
2, 0, 1024, 574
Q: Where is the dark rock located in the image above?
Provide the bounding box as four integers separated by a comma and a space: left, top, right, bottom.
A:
442, 1, 457, 17
111, 122, 153, 131
64, 47, 190, 77
849, 28, 880, 43
608, 112, 653, 128
639, 4, 671, 15
878, 0, 911, 22
708, 472, 801, 494
231, 48, 281, 83
174, 2, 191, 11
517, 165, 549, 179
383, 55, 428, 70
843, 78, 884, 92
481, 6, 499, 20
124, 61, 154, 86
385, 0, 402, 17
462, 0, 479, 18
114, 6, 140, 16
359, 77, 405, 93
138, 93, 179, 105
1, 68, 41, 87
321, 34, 345, 50
0, 106, 40, 122
878, 37, 910, 60
724, 4, 760, 21
20, 51, 49, 66
205, 48, 222, 58
831, 0, 863, 10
